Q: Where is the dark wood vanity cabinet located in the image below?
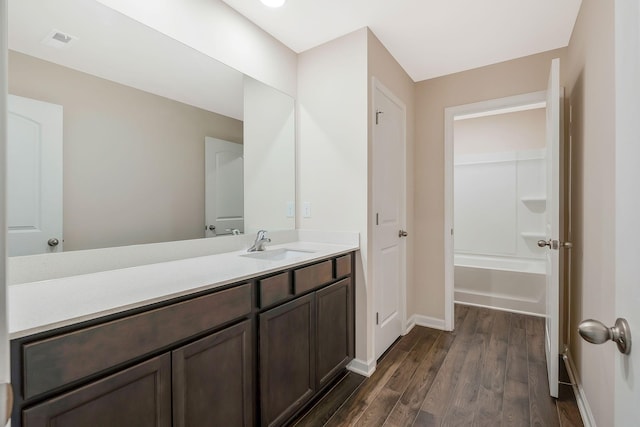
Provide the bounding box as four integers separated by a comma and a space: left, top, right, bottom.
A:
259, 258, 355, 427
11, 251, 355, 427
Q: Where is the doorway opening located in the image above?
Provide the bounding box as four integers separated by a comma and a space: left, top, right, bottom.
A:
443, 90, 548, 331
453, 103, 548, 316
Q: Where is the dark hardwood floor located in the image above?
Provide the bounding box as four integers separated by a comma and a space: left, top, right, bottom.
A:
293, 305, 583, 427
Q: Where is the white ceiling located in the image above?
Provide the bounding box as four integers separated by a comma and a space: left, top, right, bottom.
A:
221, 0, 582, 82
9, 0, 245, 120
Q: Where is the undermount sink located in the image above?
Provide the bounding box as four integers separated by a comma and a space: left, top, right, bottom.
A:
240, 248, 316, 261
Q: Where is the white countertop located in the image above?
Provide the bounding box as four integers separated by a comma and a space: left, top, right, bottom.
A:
9, 240, 358, 339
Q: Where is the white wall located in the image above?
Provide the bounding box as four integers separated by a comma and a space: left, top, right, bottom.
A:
95, 0, 297, 97
243, 76, 295, 233
297, 28, 369, 363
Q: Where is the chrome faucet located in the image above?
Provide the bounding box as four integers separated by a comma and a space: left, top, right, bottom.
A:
248, 230, 271, 252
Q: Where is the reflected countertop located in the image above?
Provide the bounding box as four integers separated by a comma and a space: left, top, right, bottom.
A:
9, 239, 359, 339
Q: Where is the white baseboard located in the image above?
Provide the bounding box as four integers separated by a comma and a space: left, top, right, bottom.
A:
347, 358, 376, 377
563, 350, 596, 427
454, 290, 545, 317
407, 314, 446, 331
454, 300, 545, 318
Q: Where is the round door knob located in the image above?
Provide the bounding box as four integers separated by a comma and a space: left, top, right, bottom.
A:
537, 239, 550, 248
578, 318, 631, 355
48, 238, 59, 247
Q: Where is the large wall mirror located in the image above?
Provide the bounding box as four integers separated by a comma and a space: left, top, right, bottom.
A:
7, 0, 295, 256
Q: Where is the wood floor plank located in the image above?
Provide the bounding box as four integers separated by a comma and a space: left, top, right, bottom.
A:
526, 316, 546, 365
529, 360, 560, 427
473, 310, 510, 426
386, 332, 438, 393
325, 346, 409, 427
473, 387, 504, 427
394, 326, 429, 352
557, 384, 584, 427
502, 317, 530, 427
501, 377, 530, 427
384, 333, 453, 426
511, 313, 527, 330
506, 320, 529, 383
454, 304, 479, 340
418, 339, 469, 423
474, 306, 495, 337
440, 333, 485, 425
354, 388, 401, 427
480, 309, 509, 393
412, 410, 438, 427
294, 372, 365, 427
453, 304, 469, 332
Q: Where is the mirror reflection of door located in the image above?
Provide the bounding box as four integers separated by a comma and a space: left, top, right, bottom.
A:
204, 137, 244, 237
8, 94, 63, 256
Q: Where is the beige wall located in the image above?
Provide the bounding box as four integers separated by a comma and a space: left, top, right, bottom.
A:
565, 1, 616, 425
367, 30, 416, 336
9, 51, 243, 251
454, 108, 545, 156
414, 48, 567, 320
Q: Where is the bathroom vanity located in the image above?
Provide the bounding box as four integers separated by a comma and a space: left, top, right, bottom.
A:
8, 243, 357, 427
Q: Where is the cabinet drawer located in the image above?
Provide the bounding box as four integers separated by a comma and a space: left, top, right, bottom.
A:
335, 254, 352, 278
22, 283, 252, 400
259, 272, 292, 308
293, 260, 333, 295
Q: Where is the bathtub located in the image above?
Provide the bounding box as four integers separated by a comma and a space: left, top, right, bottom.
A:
454, 254, 546, 316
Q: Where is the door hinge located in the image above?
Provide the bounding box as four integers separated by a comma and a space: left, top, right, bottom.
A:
376, 312, 379, 325
376, 213, 379, 225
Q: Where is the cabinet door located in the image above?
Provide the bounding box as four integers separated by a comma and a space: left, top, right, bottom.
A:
259, 294, 315, 427
172, 320, 253, 427
23, 354, 171, 427
316, 278, 354, 390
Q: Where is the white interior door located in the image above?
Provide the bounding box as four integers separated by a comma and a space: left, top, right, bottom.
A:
542, 58, 561, 398
7, 95, 63, 256
614, 0, 640, 423
204, 137, 243, 237
373, 80, 406, 359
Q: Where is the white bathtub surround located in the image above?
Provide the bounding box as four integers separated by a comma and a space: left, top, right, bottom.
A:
454, 149, 547, 260
452, 149, 547, 315
8, 232, 359, 339
454, 254, 546, 316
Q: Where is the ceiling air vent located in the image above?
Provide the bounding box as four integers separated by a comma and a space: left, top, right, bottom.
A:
41, 29, 78, 49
